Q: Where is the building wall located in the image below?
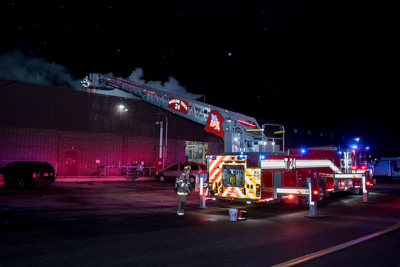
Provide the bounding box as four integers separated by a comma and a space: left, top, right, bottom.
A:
0, 79, 224, 175
0, 126, 59, 169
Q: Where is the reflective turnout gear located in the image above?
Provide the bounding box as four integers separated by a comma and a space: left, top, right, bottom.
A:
177, 172, 191, 216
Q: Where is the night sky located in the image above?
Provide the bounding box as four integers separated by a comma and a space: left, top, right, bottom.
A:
1, 1, 399, 156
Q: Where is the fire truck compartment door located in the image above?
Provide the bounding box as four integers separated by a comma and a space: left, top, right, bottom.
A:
274, 171, 281, 188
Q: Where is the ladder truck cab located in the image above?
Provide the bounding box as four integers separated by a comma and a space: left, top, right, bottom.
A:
339, 145, 372, 173
338, 145, 374, 192
206, 146, 373, 206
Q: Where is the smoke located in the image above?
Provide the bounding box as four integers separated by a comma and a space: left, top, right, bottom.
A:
127, 68, 202, 100
0, 49, 202, 100
0, 50, 81, 89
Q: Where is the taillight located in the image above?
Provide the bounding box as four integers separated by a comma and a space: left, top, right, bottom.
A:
351, 164, 357, 170
361, 164, 367, 170
0, 174, 4, 180
282, 194, 296, 200
32, 172, 37, 178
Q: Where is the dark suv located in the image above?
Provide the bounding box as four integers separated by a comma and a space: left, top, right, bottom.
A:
155, 162, 207, 183
0, 161, 56, 188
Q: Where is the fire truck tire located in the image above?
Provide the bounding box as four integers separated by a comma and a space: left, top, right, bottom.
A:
300, 181, 309, 208
300, 179, 327, 208
300, 196, 309, 209
318, 180, 327, 206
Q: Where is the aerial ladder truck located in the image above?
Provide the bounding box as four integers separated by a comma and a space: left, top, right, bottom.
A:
83, 74, 372, 208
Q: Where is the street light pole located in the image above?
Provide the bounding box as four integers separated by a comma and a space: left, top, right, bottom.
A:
157, 113, 168, 170
156, 121, 163, 161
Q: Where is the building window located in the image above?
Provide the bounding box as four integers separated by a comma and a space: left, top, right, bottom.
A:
185, 141, 209, 164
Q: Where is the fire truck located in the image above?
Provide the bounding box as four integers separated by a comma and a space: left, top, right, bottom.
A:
207, 144, 373, 206
84, 73, 373, 206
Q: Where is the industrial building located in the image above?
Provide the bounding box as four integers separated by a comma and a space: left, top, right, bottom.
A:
0, 78, 356, 177
0, 79, 223, 176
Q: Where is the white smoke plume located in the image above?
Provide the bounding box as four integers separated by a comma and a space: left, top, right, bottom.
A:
0, 50, 202, 100
127, 68, 202, 100
0, 50, 81, 89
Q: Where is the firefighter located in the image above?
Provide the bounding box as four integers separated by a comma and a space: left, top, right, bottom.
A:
176, 165, 192, 216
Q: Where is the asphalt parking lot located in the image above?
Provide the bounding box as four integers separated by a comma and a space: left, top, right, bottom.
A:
1, 177, 398, 224
0, 179, 234, 224
1, 179, 400, 267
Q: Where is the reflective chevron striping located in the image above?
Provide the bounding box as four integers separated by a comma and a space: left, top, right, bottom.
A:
208, 156, 264, 200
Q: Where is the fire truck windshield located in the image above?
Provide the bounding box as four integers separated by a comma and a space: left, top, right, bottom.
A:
222, 165, 245, 187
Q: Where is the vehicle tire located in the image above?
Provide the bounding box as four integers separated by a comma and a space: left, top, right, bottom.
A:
317, 180, 327, 206
18, 179, 25, 188
299, 196, 309, 209
300, 180, 309, 208
299, 179, 326, 208
158, 175, 166, 182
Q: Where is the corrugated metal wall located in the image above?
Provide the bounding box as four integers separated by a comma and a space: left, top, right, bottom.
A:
0, 79, 223, 175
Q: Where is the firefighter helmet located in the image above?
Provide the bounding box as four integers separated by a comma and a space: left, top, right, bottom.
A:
183, 165, 191, 171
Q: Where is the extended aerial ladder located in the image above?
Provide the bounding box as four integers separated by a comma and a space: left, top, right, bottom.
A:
84, 73, 283, 153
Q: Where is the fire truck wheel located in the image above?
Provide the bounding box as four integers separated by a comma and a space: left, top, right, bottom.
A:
300, 196, 309, 209
317, 187, 325, 205
299, 180, 326, 208
158, 175, 166, 182
317, 180, 327, 206
300, 181, 310, 208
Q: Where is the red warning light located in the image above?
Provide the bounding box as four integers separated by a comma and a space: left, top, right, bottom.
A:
361, 164, 367, 170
